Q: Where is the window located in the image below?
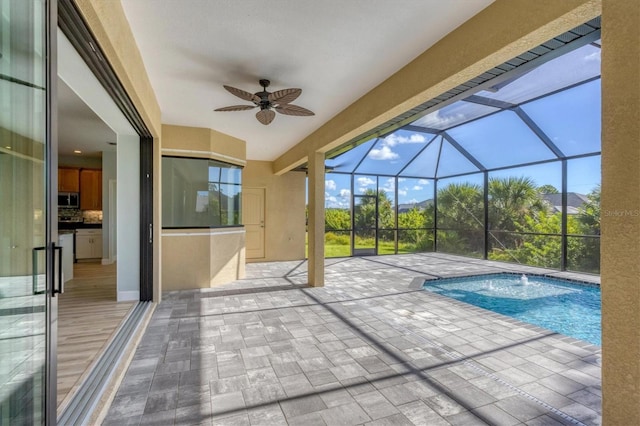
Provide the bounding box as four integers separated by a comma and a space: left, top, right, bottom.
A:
162, 156, 242, 228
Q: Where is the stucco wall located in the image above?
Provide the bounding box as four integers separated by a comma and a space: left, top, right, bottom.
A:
162, 124, 246, 165
161, 228, 245, 291
160, 124, 247, 289
243, 160, 306, 262
601, 0, 640, 423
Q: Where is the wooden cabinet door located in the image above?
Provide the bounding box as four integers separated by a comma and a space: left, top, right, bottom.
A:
58, 168, 79, 192
80, 169, 102, 210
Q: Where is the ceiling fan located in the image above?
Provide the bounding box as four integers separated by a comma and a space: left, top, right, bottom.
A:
214, 79, 314, 125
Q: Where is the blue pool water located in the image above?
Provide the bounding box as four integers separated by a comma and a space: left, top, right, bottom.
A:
423, 274, 601, 346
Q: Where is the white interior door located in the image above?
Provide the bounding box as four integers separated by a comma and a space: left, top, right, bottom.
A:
243, 187, 265, 259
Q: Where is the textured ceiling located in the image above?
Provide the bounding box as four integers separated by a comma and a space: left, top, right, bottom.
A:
121, 0, 494, 161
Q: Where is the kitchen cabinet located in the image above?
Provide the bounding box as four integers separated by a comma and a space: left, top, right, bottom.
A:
58, 167, 80, 192
75, 229, 103, 259
80, 169, 102, 210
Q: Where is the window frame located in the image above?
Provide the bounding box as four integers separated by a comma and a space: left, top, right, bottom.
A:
161, 155, 243, 229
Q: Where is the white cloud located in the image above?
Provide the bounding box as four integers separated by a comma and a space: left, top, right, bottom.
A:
325, 194, 349, 209
414, 109, 467, 129
413, 185, 423, 190
357, 177, 375, 187
339, 189, 351, 198
398, 178, 406, 183
418, 179, 430, 185
325, 179, 336, 191
368, 145, 398, 160
367, 133, 427, 161
408, 198, 419, 204
384, 133, 426, 147
380, 178, 395, 193
584, 51, 601, 62
398, 189, 408, 196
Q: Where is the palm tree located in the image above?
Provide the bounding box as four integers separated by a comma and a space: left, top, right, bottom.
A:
437, 182, 484, 255
437, 182, 484, 230
488, 176, 547, 232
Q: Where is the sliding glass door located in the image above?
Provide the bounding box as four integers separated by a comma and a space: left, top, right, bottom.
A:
0, 0, 56, 424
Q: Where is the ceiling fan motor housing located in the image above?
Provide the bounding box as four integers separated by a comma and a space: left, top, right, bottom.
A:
259, 79, 271, 88
215, 79, 314, 124
257, 79, 272, 108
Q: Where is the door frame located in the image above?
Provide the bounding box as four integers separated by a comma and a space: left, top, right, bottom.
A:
58, 0, 154, 303
352, 194, 378, 256
243, 187, 266, 260
46, 0, 59, 423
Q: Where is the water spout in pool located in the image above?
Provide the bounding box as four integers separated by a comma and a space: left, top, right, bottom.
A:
521, 274, 529, 285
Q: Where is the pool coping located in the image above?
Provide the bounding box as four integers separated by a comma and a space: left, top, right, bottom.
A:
422, 271, 600, 287
409, 272, 602, 352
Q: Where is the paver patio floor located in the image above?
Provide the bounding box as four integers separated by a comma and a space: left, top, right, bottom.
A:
103, 253, 601, 425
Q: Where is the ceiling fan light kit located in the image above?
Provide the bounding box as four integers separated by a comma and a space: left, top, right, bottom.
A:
215, 79, 315, 125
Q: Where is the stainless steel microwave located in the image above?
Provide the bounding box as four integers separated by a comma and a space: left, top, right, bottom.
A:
58, 192, 79, 208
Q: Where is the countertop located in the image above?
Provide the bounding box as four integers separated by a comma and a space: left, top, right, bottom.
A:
58, 222, 102, 230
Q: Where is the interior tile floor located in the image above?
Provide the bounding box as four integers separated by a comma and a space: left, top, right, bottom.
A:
58, 261, 135, 409
103, 253, 601, 425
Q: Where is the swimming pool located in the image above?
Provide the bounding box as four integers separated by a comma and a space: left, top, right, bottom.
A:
423, 273, 601, 346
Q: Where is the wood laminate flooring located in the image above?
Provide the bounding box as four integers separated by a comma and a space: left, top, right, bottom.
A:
57, 261, 135, 409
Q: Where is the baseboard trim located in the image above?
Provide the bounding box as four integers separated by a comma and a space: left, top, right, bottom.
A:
101, 258, 114, 265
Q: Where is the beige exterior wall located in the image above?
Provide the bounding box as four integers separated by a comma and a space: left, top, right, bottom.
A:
601, 0, 640, 423
161, 228, 246, 291
243, 161, 306, 262
307, 152, 325, 287
162, 124, 246, 165
160, 124, 247, 289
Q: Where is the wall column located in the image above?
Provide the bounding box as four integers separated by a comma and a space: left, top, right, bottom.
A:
601, 0, 640, 423
307, 151, 325, 287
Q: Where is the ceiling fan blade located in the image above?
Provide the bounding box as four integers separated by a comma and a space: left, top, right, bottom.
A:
256, 109, 276, 125
214, 105, 256, 112
268, 88, 301, 104
275, 104, 315, 116
223, 85, 261, 103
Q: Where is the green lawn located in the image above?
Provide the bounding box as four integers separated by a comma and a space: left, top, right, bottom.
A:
305, 232, 426, 257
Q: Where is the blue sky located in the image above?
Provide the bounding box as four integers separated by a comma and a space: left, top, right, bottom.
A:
322, 41, 601, 209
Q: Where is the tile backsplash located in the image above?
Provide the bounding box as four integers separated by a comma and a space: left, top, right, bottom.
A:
58, 208, 82, 221
83, 210, 103, 224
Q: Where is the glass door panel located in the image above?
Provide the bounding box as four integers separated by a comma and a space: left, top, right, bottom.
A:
353, 195, 377, 256
0, 1, 51, 424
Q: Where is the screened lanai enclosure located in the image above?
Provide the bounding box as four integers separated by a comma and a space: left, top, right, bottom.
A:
320, 33, 601, 274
